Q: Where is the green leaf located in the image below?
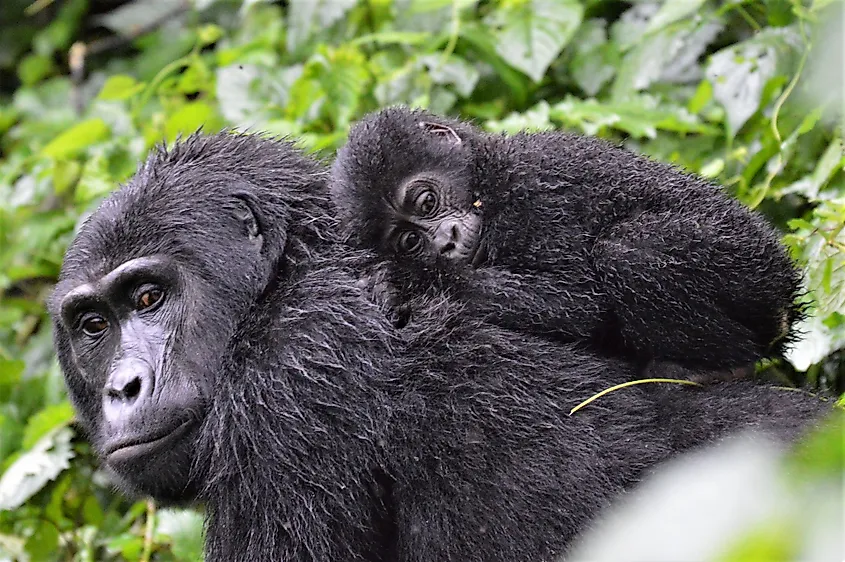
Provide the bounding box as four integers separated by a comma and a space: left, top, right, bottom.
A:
22, 401, 75, 449
809, 138, 844, 195
17, 54, 55, 86
107, 534, 145, 560
612, 18, 722, 99
41, 119, 110, 159
350, 31, 432, 47
488, 0, 584, 82
718, 521, 799, 562
569, 19, 620, 97
644, 0, 706, 35
485, 101, 554, 133
164, 102, 221, 142
699, 158, 725, 178
155, 508, 206, 561
0, 534, 27, 560
0, 427, 75, 511
309, 46, 370, 128
25, 520, 60, 560
197, 24, 224, 46
421, 55, 480, 98
549, 95, 715, 138
98, 75, 146, 101
286, 0, 357, 52
688, 79, 713, 114
459, 22, 530, 105
705, 27, 802, 136
0, 359, 25, 389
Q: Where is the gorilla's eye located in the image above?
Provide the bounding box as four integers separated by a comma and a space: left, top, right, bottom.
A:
397, 231, 423, 254
416, 191, 437, 217
136, 287, 164, 311
80, 314, 109, 337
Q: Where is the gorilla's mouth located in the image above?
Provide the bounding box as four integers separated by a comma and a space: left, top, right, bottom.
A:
104, 419, 196, 464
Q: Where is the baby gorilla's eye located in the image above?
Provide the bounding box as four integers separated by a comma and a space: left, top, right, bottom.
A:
80, 314, 109, 337
416, 191, 437, 216
137, 287, 164, 311
397, 231, 424, 254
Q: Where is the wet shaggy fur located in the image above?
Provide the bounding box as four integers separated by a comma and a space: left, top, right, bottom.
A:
51, 134, 831, 562
330, 107, 804, 372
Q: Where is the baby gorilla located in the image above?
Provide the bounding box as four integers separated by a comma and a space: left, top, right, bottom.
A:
330, 107, 803, 376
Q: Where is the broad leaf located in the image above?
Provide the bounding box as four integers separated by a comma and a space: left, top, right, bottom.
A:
41, 119, 110, 159
485, 101, 554, 134
155, 508, 206, 561
287, 0, 357, 52
97, 75, 145, 101
644, 0, 706, 35
705, 27, 802, 135
21, 401, 75, 449
549, 95, 714, 138
488, 0, 584, 82
0, 427, 74, 511
420, 55, 480, 98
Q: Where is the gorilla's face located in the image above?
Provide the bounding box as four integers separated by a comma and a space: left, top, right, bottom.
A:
330, 107, 491, 268
50, 170, 273, 503
383, 171, 484, 266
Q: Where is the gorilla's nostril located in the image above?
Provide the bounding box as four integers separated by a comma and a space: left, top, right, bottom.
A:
440, 242, 456, 254
107, 375, 143, 402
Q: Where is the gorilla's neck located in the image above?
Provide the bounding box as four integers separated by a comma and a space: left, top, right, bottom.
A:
199, 246, 397, 561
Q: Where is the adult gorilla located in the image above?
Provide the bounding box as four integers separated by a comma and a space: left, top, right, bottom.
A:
49, 134, 831, 562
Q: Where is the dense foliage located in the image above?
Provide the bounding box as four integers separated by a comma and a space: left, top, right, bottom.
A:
0, 0, 842, 560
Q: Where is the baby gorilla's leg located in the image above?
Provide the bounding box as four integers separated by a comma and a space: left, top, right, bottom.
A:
593, 210, 766, 370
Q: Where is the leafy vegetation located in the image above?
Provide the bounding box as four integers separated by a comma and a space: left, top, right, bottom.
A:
0, 0, 842, 560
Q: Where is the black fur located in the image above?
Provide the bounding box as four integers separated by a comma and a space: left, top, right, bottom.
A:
50, 134, 831, 562
330, 107, 804, 371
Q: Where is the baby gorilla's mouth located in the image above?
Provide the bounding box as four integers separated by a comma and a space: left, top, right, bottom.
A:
447, 211, 484, 266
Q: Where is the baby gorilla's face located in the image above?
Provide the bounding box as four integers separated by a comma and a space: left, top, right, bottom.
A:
382, 172, 483, 266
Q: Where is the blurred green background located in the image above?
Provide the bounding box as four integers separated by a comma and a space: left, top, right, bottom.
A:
0, 0, 842, 560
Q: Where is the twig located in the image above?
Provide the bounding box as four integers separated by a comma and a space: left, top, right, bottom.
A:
569, 378, 703, 415
141, 499, 156, 562
67, 0, 191, 114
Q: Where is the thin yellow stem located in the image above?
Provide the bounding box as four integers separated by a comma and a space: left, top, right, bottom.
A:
569, 378, 703, 416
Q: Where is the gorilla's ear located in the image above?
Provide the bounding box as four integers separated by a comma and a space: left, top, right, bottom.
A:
232, 195, 263, 249
418, 121, 462, 146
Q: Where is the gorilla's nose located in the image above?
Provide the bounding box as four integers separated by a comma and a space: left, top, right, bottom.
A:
434, 221, 460, 255
103, 359, 154, 421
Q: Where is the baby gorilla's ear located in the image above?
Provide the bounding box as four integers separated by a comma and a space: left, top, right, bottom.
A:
419, 121, 462, 146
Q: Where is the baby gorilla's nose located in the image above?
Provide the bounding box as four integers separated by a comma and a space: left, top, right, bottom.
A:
433, 221, 461, 256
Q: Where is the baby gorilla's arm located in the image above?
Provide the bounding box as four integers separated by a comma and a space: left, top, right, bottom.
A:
462, 266, 612, 341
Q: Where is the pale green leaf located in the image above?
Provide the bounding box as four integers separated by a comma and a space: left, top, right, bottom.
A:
164, 102, 221, 142
485, 101, 554, 134
155, 508, 206, 561
549, 95, 715, 138
420, 55, 480, 98
0, 427, 74, 511
41, 119, 110, 159
21, 401, 75, 449
287, 0, 357, 51
489, 0, 584, 83
97, 75, 145, 101
644, 0, 706, 35
705, 27, 802, 135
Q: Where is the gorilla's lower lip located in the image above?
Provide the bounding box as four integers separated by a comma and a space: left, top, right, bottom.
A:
105, 419, 196, 464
